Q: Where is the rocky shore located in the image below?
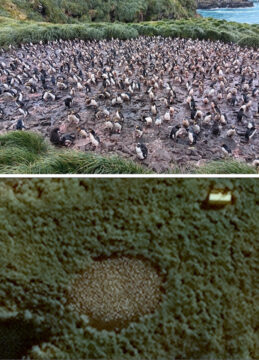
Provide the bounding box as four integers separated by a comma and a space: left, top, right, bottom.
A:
197, 0, 253, 9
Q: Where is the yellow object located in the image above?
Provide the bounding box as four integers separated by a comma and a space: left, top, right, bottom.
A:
208, 191, 232, 205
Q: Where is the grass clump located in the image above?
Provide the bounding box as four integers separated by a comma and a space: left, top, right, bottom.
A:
237, 35, 259, 48
0, 131, 151, 174
0, 0, 196, 23
195, 160, 257, 174
0, 131, 48, 155
0, 131, 256, 174
0, 16, 258, 48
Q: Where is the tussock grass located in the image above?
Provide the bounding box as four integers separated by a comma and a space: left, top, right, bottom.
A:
0, 131, 151, 174
0, 16, 258, 48
0, 0, 195, 23
195, 160, 257, 174
0, 131, 48, 154
0, 131, 256, 174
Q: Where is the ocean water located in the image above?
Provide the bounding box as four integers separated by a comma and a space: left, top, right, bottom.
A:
197, 1, 259, 24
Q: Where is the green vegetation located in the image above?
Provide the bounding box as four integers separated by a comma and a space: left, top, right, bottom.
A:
0, 0, 195, 23
0, 178, 258, 358
195, 159, 257, 174
0, 131, 256, 174
0, 131, 151, 174
0, 16, 258, 48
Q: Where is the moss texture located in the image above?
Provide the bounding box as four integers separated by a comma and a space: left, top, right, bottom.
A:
0, 178, 258, 359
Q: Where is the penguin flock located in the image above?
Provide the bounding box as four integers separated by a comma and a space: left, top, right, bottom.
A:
0, 36, 258, 171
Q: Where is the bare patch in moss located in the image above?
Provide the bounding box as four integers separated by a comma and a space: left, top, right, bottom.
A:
68, 256, 164, 330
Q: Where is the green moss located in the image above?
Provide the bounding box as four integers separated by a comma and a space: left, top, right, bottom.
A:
0, 178, 258, 359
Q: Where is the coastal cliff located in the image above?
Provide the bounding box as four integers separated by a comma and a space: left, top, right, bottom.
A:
197, 0, 253, 9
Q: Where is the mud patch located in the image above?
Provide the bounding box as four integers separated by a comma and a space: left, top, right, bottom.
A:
0, 37, 258, 172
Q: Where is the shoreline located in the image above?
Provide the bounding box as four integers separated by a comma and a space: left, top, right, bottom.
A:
197, 0, 254, 9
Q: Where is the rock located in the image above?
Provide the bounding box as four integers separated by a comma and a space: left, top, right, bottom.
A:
152, 162, 169, 173
197, 0, 253, 9
190, 155, 200, 161
102, 142, 114, 151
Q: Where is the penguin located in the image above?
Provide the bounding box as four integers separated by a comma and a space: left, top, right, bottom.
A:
77, 127, 88, 138
227, 125, 236, 137
212, 122, 221, 136
252, 88, 258, 97
231, 94, 237, 106
245, 122, 256, 142
18, 107, 29, 118
135, 125, 143, 138
155, 117, 162, 127
0, 107, 4, 119
16, 119, 25, 131
60, 133, 76, 147
50, 75, 56, 86
203, 112, 212, 125
237, 108, 246, 123
136, 143, 148, 160
89, 129, 100, 147
143, 116, 152, 126
85, 84, 91, 93
151, 104, 157, 115
104, 121, 113, 131
113, 120, 122, 133
193, 123, 201, 134
164, 111, 171, 121
221, 144, 232, 155
190, 107, 196, 120
50, 128, 61, 146
64, 96, 73, 108
170, 125, 181, 140
68, 112, 81, 125
188, 129, 197, 145
220, 113, 228, 125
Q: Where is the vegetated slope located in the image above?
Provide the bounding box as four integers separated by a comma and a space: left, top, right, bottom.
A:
0, 16, 258, 48
0, 0, 196, 23
0, 178, 258, 359
0, 132, 256, 174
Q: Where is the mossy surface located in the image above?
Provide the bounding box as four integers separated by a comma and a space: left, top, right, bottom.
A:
0, 178, 258, 359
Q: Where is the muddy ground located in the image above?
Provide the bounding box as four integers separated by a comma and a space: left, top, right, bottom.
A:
0, 37, 258, 172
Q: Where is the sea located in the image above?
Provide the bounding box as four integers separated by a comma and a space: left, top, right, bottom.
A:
197, 1, 259, 24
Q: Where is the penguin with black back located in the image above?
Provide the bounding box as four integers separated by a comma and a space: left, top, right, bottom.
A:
136, 143, 148, 160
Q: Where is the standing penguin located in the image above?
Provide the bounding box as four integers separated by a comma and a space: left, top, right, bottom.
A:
136, 143, 148, 160
16, 119, 25, 131
89, 129, 100, 147
50, 128, 61, 146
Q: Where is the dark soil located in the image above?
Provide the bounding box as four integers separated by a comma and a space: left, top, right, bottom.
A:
0, 37, 258, 173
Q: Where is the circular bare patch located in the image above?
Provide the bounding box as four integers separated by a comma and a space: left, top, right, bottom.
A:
68, 256, 163, 330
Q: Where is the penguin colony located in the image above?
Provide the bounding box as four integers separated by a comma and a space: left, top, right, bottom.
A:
0, 37, 258, 171
68, 257, 163, 331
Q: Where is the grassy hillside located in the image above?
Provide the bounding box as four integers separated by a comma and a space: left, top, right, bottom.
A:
0, 178, 258, 359
0, 0, 196, 23
0, 132, 256, 174
0, 16, 258, 48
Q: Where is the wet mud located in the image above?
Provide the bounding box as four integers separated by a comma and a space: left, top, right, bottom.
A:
0, 37, 258, 172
